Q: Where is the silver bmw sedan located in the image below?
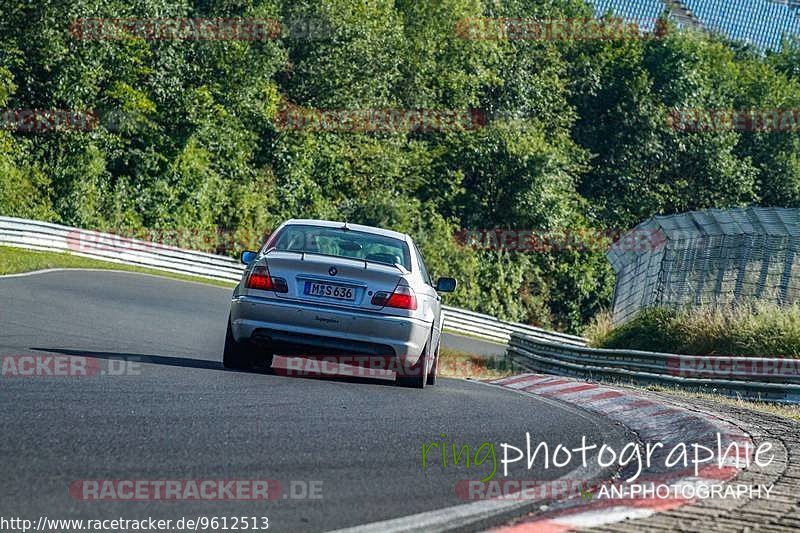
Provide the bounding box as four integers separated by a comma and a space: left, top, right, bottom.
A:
224, 219, 457, 388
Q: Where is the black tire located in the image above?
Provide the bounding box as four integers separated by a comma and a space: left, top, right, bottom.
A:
256, 348, 275, 373
396, 331, 432, 389
426, 340, 439, 386
222, 316, 256, 370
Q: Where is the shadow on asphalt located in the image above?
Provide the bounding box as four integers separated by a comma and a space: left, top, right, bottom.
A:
32, 347, 225, 371
31, 347, 398, 387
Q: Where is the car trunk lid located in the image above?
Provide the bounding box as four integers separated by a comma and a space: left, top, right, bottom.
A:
261, 251, 406, 310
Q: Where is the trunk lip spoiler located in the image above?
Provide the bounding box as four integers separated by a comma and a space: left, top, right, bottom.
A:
263, 248, 410, 274
391, 262, 409, 274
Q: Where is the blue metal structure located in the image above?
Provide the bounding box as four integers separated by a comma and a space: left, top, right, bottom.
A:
591, 0, 800, 50
608, 207, 800, 323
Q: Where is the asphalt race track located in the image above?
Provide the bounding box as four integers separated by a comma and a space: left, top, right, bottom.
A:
0, 270, 633, 532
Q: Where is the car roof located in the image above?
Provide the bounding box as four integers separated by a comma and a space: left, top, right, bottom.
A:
280, 219, 411, 243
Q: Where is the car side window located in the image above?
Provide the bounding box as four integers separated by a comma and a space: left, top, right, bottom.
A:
414, 244, 433, 286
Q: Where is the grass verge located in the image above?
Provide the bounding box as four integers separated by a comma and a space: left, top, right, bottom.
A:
442, 328, 507, 346
0, 246, 236, 288
638, 383, 800, 422
437, 347, 514, 380
585, 304, 800, 357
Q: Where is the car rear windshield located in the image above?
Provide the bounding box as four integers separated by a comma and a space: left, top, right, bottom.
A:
269, 225, 412, 270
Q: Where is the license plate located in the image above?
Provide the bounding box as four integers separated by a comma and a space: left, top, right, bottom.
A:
304, 281, 355, 301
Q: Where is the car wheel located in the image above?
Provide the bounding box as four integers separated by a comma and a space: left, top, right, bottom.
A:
426, 341, 439, 386
254, 345, 275, 373
396, 331, 431, 389
223, 315, 256, 370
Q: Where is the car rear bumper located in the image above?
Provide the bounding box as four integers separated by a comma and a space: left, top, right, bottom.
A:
230, 295, 431, 363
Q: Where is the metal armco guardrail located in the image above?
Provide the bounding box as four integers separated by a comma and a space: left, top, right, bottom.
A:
0, 216, 581, 346
508, 333, 800, 403
441, 305, 585, 346
0, 216, 244, 281
5, 216, 798, 401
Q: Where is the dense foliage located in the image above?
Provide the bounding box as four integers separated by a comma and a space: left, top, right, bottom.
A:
3, 0, 800, 332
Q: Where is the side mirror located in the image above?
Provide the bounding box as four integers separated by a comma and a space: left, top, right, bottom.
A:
240, 250, 258, 265
436, 277, 457, 293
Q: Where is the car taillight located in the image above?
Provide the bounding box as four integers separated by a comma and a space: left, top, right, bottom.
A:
246, 265, 288, 293
371, 285, 417, 310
